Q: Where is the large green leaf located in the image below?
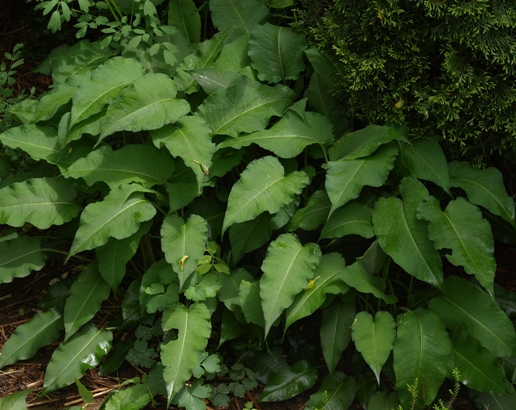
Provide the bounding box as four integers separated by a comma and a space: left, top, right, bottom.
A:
287, 190, 331, 232
99, 73, 190, 141
0, 308, 63, 368
216, 267, 254, 314
151, 115, 215, 190
393, 309, 452, 409
304, 372, 356, 410
46, 39, 112, 84
373, 177, 443, 288
450, 331, 509, 396
215, 33, 251, 73
417, 196, 495, 295
191, 67, 259, 95
429, 276, 516, 358
69, 184, 156, 258
63, 144, 175, 188
222, 156, 309, 233
321, 202, 374, 240
63, 263, 111, 341
33, 79, 78, 123
248, 23, 307, 83
449, 160, 515, 228
0, 177, 80, 229
139, 259, 179, 314
41, 324, 112, 395
102, 383, 152, 410
339, 261, 397, 304
351, 311, 396, 384
161, 214, 209, 289
217, 105, 333, 158
0, 236, 47, 284
471, 391, 516, 409
307, 72, 349, 139
197, 83, 295, 138
161, 303, 212, 405
96, 222, 150, 293
239, 279, 265, 328
0, 125, 61, 162
229, 213, 273, 264
259, 360, 318, 402
285, 253, 349, 330
0, 389, 33, 410
210, 0, 268, 36
304, 48, 345, 89
367, 391, 401, 410
320, 297, 355, 374
259, 233, 321, 337
329, 125, 408, 161
70, 57, 145, 127
168, 0, 201, 44
399, 138, 450, 194
325, 143, 398, 216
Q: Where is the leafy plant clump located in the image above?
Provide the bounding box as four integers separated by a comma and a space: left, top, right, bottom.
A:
293, 0, 516, 164
1, 0, 516, 409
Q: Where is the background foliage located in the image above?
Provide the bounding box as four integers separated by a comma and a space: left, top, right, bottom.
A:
293, 0, 516, 164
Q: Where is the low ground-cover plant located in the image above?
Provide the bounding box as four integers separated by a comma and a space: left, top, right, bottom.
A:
1, 1, 516, 409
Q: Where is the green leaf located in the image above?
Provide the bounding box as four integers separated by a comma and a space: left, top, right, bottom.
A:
222, 156, 309, 233
0, 177, 80, 229
210, 0, 268, 36
139, 259, 179, 314
0, 389, 33, 410
229, 213, 273, 264
325, 143, 398, 216
0, 236, 47, 284
373, 177, 443, 288
64, 144, 175, 189
0, 308, 63, 368
97, 222, 150, 294
41, 324, 112, 395
168, 0, 201, 43
33, 80, 77, 123
219, 308, 246, 347
248, 23, 307, 83
64, 263, 111, 340
393, 309, 452, 409
321, 202, 374, 240
351, 311, 396, 384
69, 184, 156, 258
239, 280, 265, 328
161, 303, 212, 405
307, 72, 349, 139
184, 273, 222, 301
216, 267, 254, 314
287, 190, 331, 232
217, 106, 333, 158
304, 48, 345, 89
320, 297, 355, 374
70, 57, 145, 127
471, 391, 516, 410
399, 138, 450, 194
285, 253, 349, 330
151, 115, 215, 190
166, 182, 198, 214
449, 161, 515, 228
429, 276, 516, 358
250, 348, 288, 384
304, 372, 356, 410
75, 377, 94, 403
259, 360, 318, 402
197, 83, 295, 138
339, 261, 397, 304
215, 33, 251, 73
0, 125, 61, 162
191, 67, 259, 95
417, 196, 495, 295
260, 233, 321, 337
99, 337, 134, 376
102, 383, 152, 410
173, 380, 212, 410
329, 125, 408, 161
450, 331, 508, 396
367, 391, 401, 410
100, 73, 190, 142
49, 40, 111, 84
161, 214, 209, 289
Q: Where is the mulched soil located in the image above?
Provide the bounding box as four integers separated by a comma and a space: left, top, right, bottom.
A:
2, 1, 516, 409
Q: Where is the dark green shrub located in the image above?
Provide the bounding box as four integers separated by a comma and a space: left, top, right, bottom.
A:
293, 0, 516, 164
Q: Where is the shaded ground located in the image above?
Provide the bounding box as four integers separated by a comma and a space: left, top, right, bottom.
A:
2, 1, 516, 409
